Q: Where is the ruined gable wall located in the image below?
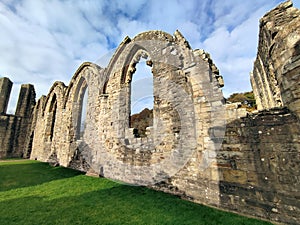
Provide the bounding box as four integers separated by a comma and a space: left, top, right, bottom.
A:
31, 30, 225, 194
86, 30, 225, 191
251, 0, 300, 117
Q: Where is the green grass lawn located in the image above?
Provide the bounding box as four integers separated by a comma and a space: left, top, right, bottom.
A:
0, 160, 272, 225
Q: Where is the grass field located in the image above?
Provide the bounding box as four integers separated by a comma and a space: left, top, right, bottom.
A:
0, 160, 272, 225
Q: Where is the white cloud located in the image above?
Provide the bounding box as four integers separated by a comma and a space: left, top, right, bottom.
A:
177, 21, 202, 47
201, 1, 283, 97
6, 84, 20, 115
0, 0, 286, 113
117, 17, 149, 41
131, 60, 154, 114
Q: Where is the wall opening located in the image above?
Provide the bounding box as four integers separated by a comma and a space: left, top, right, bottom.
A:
130, 58, 153, 138
25, 131, 34, 159
80, 87, 88, 138
73, 77, 88, 140
6, 84, 20, 115
48, 94, 57, 142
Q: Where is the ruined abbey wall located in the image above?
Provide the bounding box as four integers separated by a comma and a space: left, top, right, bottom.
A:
219, 108, 299, 223
0, 77, 36, 158
29, 30, 226, 182
0, 1, 299, 224
251, 1, 300, 117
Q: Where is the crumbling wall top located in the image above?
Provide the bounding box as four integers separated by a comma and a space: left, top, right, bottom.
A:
251, 0, 300, 115
132, 30, 174, 42
260, 0, 299, 27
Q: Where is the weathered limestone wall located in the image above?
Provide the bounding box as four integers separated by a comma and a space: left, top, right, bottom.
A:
14, 84, 36, 157
0, 115, 20, 158
152, 107, 299, 224
219, 108, 299, 224
0, 78, 36, 158
0, 77, 12, 115
28, 2, 299, 224
30, 63, 105, 168
30, 26, 300, 225
251, 0, 300, 117
30, 30, 225, 205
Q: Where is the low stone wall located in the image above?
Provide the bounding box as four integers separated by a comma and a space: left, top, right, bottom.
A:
0, 115, 19, 158
153, 108, 299, 224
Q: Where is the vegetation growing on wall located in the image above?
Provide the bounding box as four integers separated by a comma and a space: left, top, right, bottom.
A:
130, 108, 153, 137
226, 91, 256, 111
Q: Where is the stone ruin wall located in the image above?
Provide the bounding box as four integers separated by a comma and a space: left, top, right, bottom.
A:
0, 1, 299, 224
250, 0, 300, 117
29, 29, 226, 185
0, 77, 35, 158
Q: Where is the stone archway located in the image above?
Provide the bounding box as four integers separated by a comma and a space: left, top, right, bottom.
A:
31, 30, 225, 194
60, 62, 103, 169
31, 82, 66, 162
89, 31, 226, 186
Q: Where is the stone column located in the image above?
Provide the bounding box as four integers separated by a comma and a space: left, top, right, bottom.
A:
15, 84, 36, 118
0, 77, 13, 115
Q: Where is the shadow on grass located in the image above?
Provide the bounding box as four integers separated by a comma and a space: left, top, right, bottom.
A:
0, 181, 272, 225
0, 160, 272, 224
0, 160, 83, 192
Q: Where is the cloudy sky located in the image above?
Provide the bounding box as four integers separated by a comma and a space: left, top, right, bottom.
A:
0, 0, 298, 113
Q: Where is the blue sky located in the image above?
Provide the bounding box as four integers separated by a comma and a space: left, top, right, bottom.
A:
0, 0, 297, 113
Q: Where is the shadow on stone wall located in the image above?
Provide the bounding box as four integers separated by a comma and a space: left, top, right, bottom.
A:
68, 141, 92, 172
217, 107, 300, 224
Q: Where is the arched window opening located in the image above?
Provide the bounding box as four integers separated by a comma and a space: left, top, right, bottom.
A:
130, 58, 153, 138
48, 94, 57, 141
102, 79, 109, 95
26, 131, 34, 158
79, 87, 88, 139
